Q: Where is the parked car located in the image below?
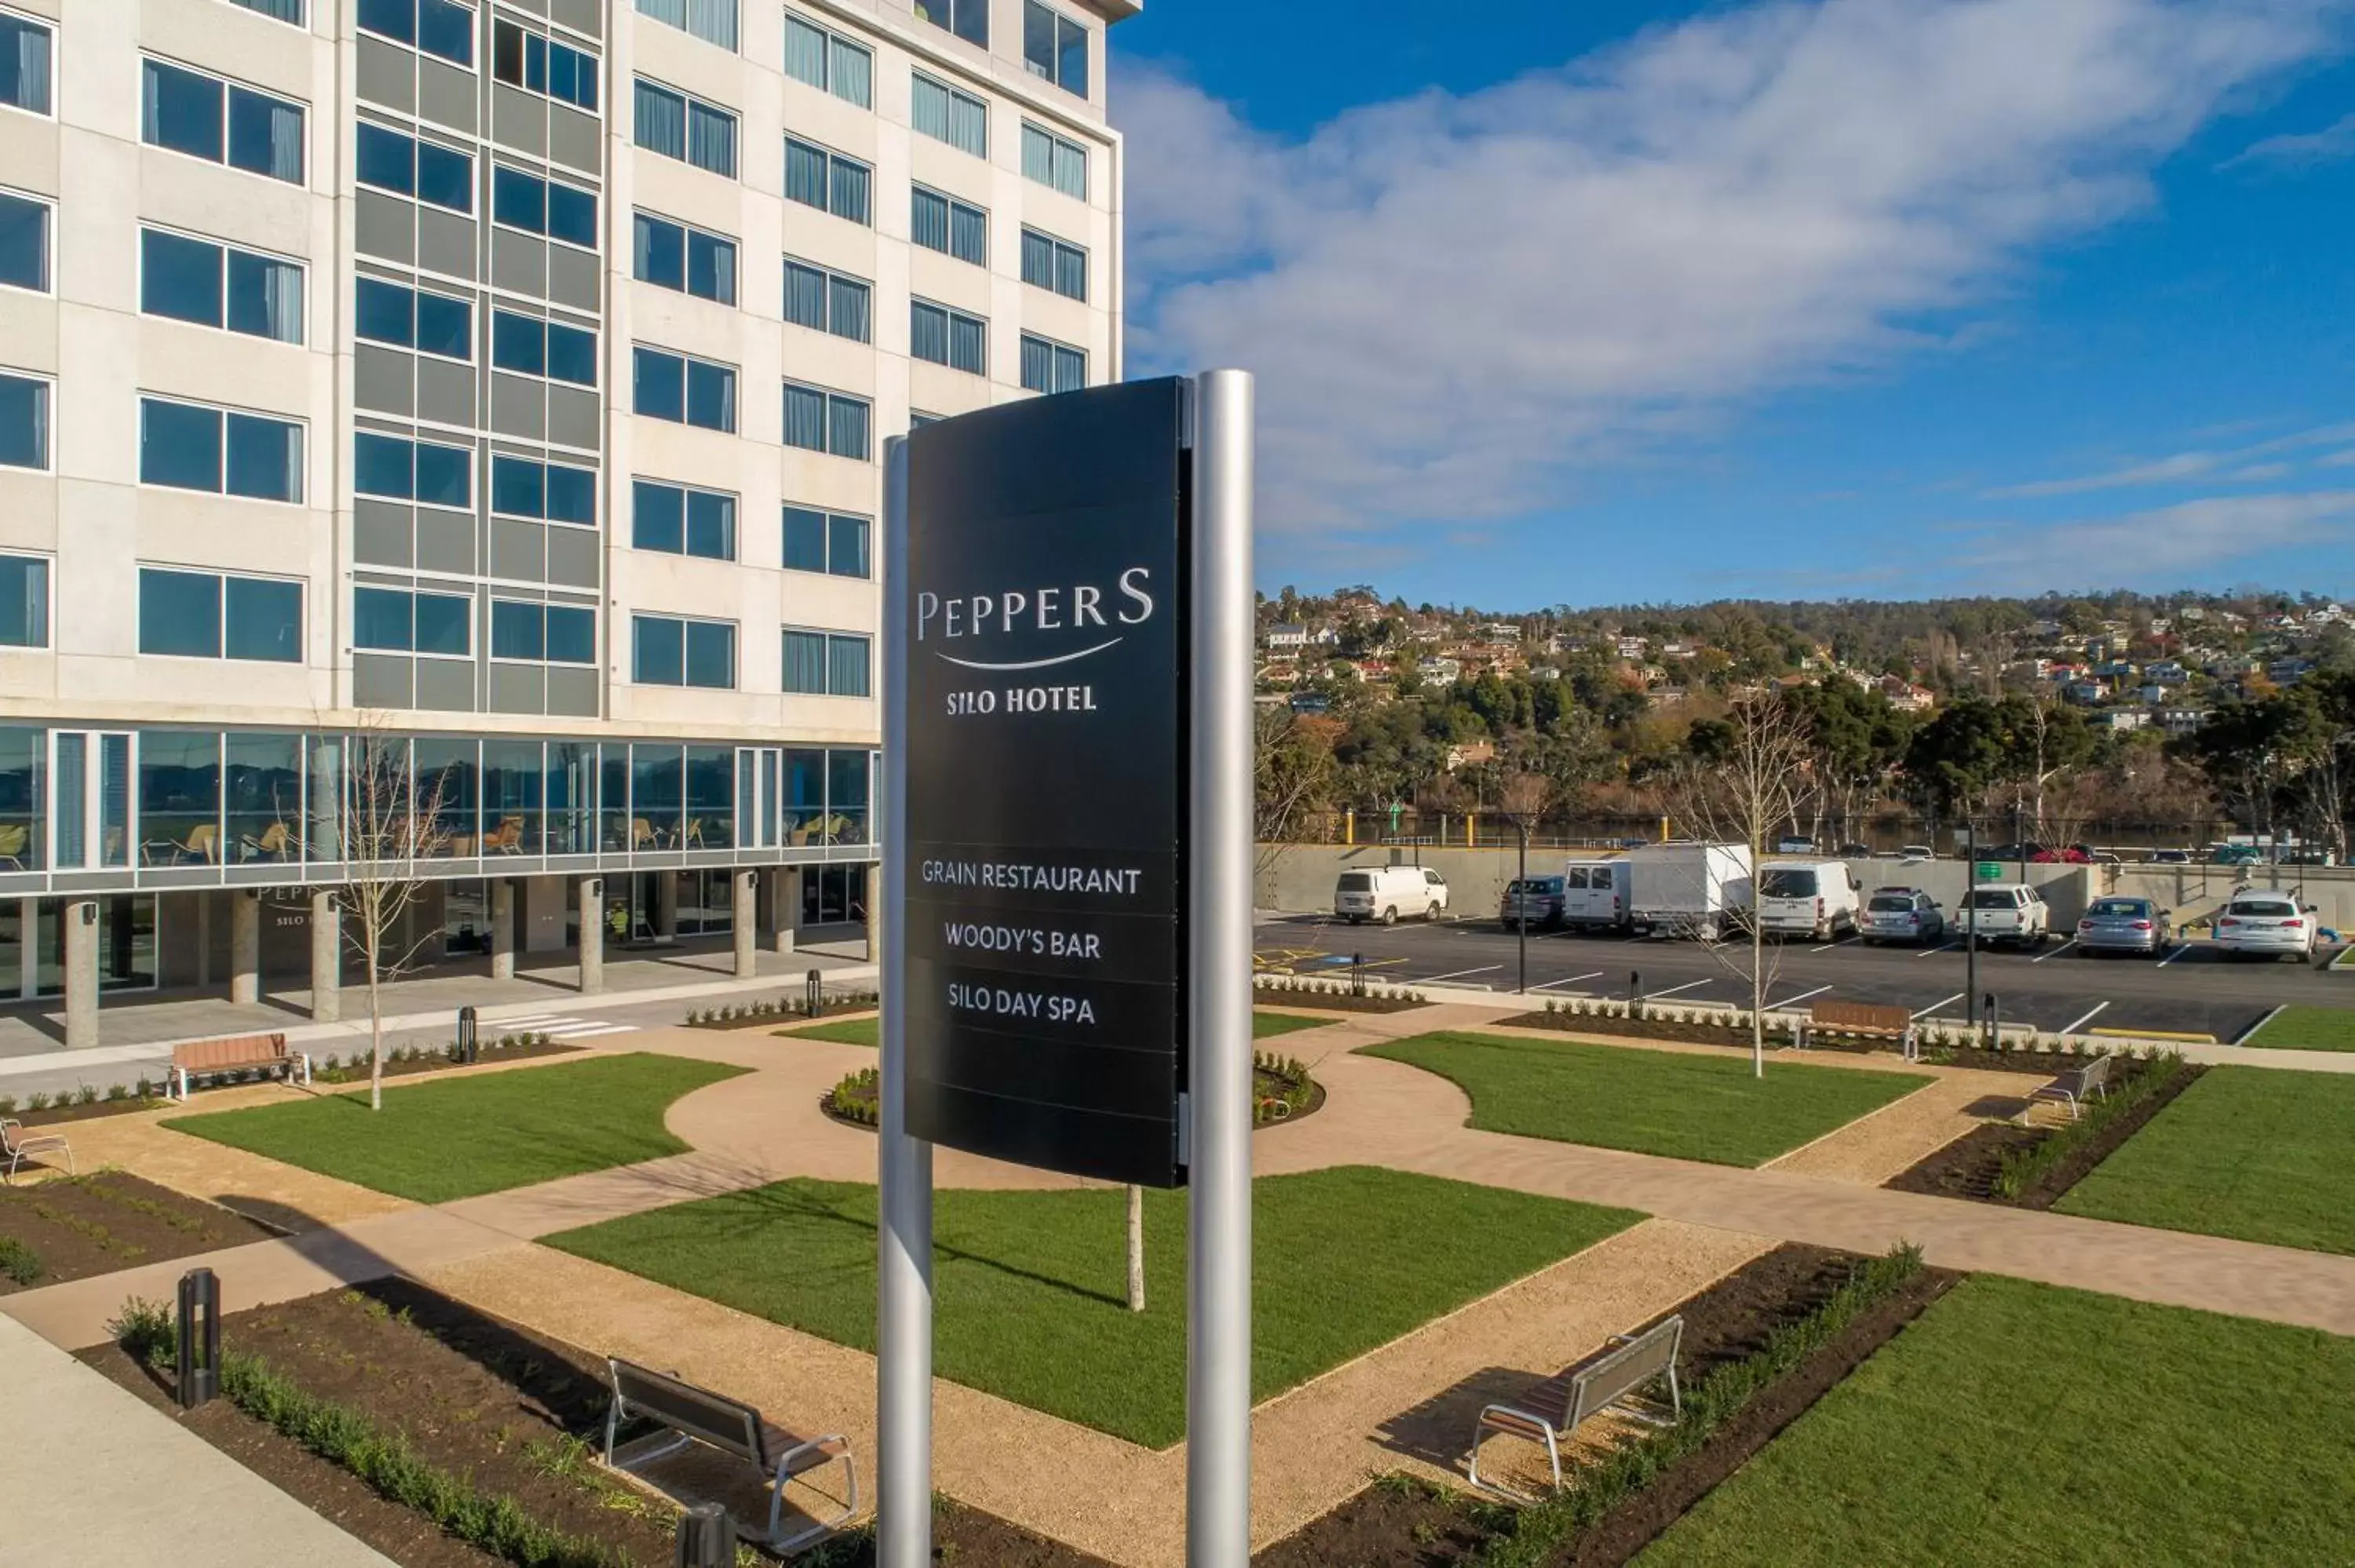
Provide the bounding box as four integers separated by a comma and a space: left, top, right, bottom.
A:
1754, 861, 1862, 940
2076, 896, 2168, 957
2211, 844, 2264, 866
2151, 848, 2192, 865
1774, 835, 1818, 855
1958, 884, 2050, 948
2032, 845, 2093, 864
1860, 887, 1944, 946
1560, 859, 1634, 933
1837, 841, 1873, 858
1334, 865, 1448, 925
1897, 844, 1935, 862
2213, 894, 2317, 961
1499, 876, 1566, 930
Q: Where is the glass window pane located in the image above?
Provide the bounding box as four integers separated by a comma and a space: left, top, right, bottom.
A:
0, 14, 52, 115
685, 621, 734, 687
546, 606, 595, 664
950, 201, 985, 264
687, 100, 736, 176
782, 629, 825, 693
355, 432, 413, 499
1020, 228, 1052, 290
141, 229, 225, 326
830, 37, 871, 108
783, 260, 825, 329
785, 138, 827, 208
912, 75, 948, 141
828, 634, 870, 697
1058, 14, 1089, 97
783, 14, 827, 89
828, 512, 869, 578
910, 301, 946, 365
414, 593, 472, 655
1022, 124, 1052, 184
0, 192, 46, 291
548, 182, 597, 246
686, 359, 734, 430
226, 251, 304, 343
418, 0, 474, 65
782, 506, 826, 571
494, 311, 545, 375
225, 576, 301, 662
355, 586, 411, 650
0, 556, 46, 646
492, 454, 544, 517
415, 290, 471, 358
633, 614, 683, 684
1057, 242, 1086, 301
1054, 139, 1086, 199
831, 157, 870, 224
635, 211, 684, 287
632, 480, 684, 552
491, 600, 543, 659
949, 311, 984, 374
827, 395, 868, 461
949, 89, 986, 156
546, 322, 597, 385
141, 399, 222, 490
635, 79, 685, 158
414, 440, 470, 508
355, 278, 413, 347
228, 87, 305, 184
360, 0, 414, 44
1024, 1, 1056, 80
0, 374, 42, 469
633, 347, 684, 420
225, 413, 302, 501
417, 141, 473, 211
688, 230, 734, 303
356, 122, 414, 195
911, 188, 947, 252
546, 463, 595, 524
144, 62, 225, 162
829, 275, 869, 341
495, 166, 546, 232
140, 568, 222, 657
685, 490, 734, 560
782, 384, 824, 451
225, 731, 301, 864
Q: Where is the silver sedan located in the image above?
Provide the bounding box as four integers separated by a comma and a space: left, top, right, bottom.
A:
2076, 896, 2167, 957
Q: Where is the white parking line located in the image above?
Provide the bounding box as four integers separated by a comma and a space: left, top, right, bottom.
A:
2233, 1005, 2285, 1045
1766, 983, 1832, 1009
1808, 936, 1855, 953
1529, 971, 1605, 993
2032, 938, 2078, 964
1416, 965, 1503, 985
2156, 943, 2190, 967
1915, 942, 1960, 959
1913, 993, 1964, 1019
2060, 1001, 2111, 1035
1642, 978, 1714, 1001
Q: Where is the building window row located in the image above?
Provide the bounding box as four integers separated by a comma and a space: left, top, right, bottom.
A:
783, 258, 871, 342
635, 78, 737, 177
786, 136, 872, 225
633, 479, 736, 560
143, 58, 305, 185
783, 381, 871, 460
911, 185, 985, 264
141, 228, 305, 345
356, 276, 473, 360
493, 163, 597, 249
637, 0, 738, 52
140, 567, 301, 662
359, 0, 475, 69
358, 121, 474, 213
784, 11, 871, 108
912, 71, 986, 158
783, 629, 870, 697
1020, 226, 1087, 301
634, 211, 736, 304
492, 18, 599, 112
911, 299, 985, 375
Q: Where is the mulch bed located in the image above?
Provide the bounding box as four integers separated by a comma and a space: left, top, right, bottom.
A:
1494, 1011, 1795, 1051
1251, 990, 1432, 1015
312, 1039, 580, 1086
0, 1173, 278, 1294
688, 999, 878, 1030
1, 1041, 580, 1129
1886, 1059, 2207, 1208
1254, 1244, 1958, 1568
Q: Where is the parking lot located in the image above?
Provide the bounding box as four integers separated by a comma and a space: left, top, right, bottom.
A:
1255, 913, 2352, 1044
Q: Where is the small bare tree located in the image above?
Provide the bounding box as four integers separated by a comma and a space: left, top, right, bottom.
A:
334, 717, 455, 1110
1126, 1183, 1145, 1313
1663, 695, 1813, 1077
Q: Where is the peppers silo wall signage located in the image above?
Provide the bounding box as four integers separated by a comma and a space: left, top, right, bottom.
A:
901, 377, 1189, 1187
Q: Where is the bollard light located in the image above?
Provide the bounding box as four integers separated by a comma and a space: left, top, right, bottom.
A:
456, 1005, 479, 1065
805, 967, 823, 1017
1352, 953, 1366, 998
177, 1267, 221, 1409
1984, 993, 1999, 1051
674, 1501, 732, 1568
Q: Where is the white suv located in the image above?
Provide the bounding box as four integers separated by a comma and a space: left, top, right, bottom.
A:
2214, 895, 2317, 961
1959, 884, 2049, 949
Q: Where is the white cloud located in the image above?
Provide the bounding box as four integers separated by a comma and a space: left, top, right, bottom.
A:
1953, 490, 2355, 582
2222, 108, 2355, 165
1983, 420, 2355, 495
1115, 0, 2341, 535
2324, 449, 2355, 466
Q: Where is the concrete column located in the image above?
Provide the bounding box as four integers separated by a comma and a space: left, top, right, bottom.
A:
653, 872, 677, 939
769, 866, 798, 954
489, 879, 516, 979
864, 863, 882, 963
732, 871, 757, 978
309, 890, 341, 1023
62, 899, 99, 1049
18, 897, 36, 1000
578, 877, 604, 994
229, 892, 261, 1005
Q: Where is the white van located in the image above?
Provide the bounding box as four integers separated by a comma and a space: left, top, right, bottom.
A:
1560, 860, 1631, 933
1334, 865, 1449, 925
1754, 860, 1862, 940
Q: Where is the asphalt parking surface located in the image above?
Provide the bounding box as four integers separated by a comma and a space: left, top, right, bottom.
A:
1256, 914, 2350, 1044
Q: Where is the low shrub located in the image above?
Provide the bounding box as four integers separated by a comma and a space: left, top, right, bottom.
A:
826, 1067, 881, 1126
24, 1093, 50, 1113
1253, 1052, 1316, 1122
104, 1084, 130, 1103
0, 1235, 43, 1285
74, 1085, 100, 1107
1992, 1052, 2187, 1201
0, 1096, 15, 1117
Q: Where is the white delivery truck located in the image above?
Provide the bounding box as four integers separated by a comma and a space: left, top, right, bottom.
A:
1754, 860, 1864, 941
1627, 841, 1753, 940
1560, 859, 1633, 933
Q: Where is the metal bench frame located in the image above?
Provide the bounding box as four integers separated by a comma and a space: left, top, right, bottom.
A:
2027, 1055, 2112, 1121
602, 1356, 857, 1552
2, 1118, 73, 1184
166, 1034, 311, 1101
1468, 1315, 1683, 1502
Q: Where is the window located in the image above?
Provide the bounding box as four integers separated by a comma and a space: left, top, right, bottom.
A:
1020, 227, 1087, 302
141, 60, 305, 184
0, 554, 46, 646
1019, 333, 1086, 395
493, 20, 599, 111
911, 186, 984, 264
783, 630, 869, 696
636, 0, 736, 52
910, 299, 985, 375
493, 309, 597, 386
493, 165, 597, 247
138, 568, 301, 662
1021, 122, 1086, 200
491, 600, 594, 662
355, 432, 472, 507
781, 382, 870, 460
633, 212, 736, 304
359, 0, 476, 67
635, 79, 736, 177
0, 11, 50, 115
354, 277, 473, 359
0, 372, 43, 469
0, 190, 48, 291
633, 347, 736, 431
633, 614, 733, 687
491, 455, 596, 525
782, 259, 871, 342
140, 229, 305, 344
909, 410, 944, 428
913, 0, 986, 48
140, 398, 303, 501
229, 0, 306, 25
356, 122, 474, 212
782, 506, 869, 578
1023, 2, 1089, 97
911, 72, 986, 157
784, 137, 871, 225
632, 479, 735, 560
354, 585, 472, 655
783, 13, 871, 108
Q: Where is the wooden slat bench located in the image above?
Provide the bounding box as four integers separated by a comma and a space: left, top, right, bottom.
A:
1468, 1315, 1683, 1502
602, 1357, 856, 1551
2026, 1055, 2112, 1121
1800, 999, 1919, 1061
166, 1034, 310, 1101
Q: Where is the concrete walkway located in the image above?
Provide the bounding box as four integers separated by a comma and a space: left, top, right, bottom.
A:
0, 1312, 395, 1567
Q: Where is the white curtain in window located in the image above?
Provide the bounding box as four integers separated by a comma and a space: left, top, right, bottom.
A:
949, 202, 984, 264
784, 261, 826, 329
266, 99, 305, 184
911, 188, 947, 252
911, 76, 948, 142
948, 94, 986, 156
688, 100, 736, 176
783, 16, 827, 89
637, 0, 686, 30
828, 276, 869, 343
827, 396, 868, 461
10, 16, 51, 112
828, 636, 869, 698
831, 158, 870, 225
1020, 334, 1052, 393
783, 384, 825, 450
140, 60, 166, 144
232, 0, 304, 23
262, 258, 304, 344
686, 0, 737, 50
1054, 140, 1086, 199
910, 303, 947, 365
829, 38, 871, 108
949, 313, 984, 374
635, 80, 685, 159
783, 631, 827, 694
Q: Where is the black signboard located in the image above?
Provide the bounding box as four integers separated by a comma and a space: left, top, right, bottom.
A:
902, 378, 1190, 1187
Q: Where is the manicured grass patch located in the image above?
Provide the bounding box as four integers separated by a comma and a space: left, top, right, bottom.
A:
778, 1016, 880, 1047
547, 1165, 1639, 1448
2240, 1004, 2355, 1052
1252, 1010, 1329, 1039
1364, 1031, 1922, 1166
2054, 1065, 2355, 1255
1643, 1274, 2355, 1566
164, 1054, 743, 1203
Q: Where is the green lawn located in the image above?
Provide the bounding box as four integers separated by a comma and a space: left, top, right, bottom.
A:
1645, 1274, 2355, 1566
546, 1165, 1639, 1447
164, 1054, 744, 1203
780, 1009, 1327, 1050
2054, 1066, 2355, 1255
2240, 1004, 2355, 1052
1362, 1031, 1922, 1166
1252, 1011, 1329, 1040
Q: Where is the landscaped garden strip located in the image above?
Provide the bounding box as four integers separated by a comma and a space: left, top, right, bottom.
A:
1251, 1011, 1331, 1039
1640, 1275, 2355, 1566
2237, 1003, 2355, 1051
1990, 1052, 2189, 1199
0, 1173, 278, 1293
782, 1008, 1334, 1052
163, 1053, 745, 1203
1364, 1031, 1923, 1166
547, 1166, 1642, 1448
2054, 1064, 2355, 1255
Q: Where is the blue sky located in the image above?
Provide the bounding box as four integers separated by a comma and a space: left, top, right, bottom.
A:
1108, 0, 2355, 609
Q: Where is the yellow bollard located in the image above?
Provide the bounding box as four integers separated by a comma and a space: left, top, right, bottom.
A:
1343, 809, 1355, 846
1466, 812, 1477, 846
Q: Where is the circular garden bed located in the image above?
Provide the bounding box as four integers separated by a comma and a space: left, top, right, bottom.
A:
822, 1052, 1324, 1132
